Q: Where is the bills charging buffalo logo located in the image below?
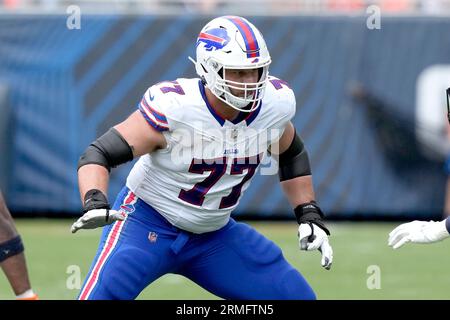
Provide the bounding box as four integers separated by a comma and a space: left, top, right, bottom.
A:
119, 203, 135, 214
196, 28, 230, 51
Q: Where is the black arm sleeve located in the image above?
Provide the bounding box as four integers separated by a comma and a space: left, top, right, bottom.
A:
78, 128, 134, 172
278, 129, 311, 181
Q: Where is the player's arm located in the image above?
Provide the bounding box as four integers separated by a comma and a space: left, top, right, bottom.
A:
72, 110, 166, 233
0, 191, 38, 299
270, 121, 333, 270
388, 218, 450, 249
77, 110, 166, 199
389, 88, 450, 247
274, 122, 315, 205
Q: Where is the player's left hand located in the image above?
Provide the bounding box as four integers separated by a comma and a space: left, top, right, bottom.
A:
388, 220, 450, 249
298, 223, 333, 270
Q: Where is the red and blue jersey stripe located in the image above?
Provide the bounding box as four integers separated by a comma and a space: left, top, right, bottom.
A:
141, 98, 168, 124
139, 98, 169, 132
225, 16, 260, 58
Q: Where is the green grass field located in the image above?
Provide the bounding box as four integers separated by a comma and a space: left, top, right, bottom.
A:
1, 219, 450, 300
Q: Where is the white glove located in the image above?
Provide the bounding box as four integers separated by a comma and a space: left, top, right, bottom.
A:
71, 209, 126, 233
298, 223, 333, 270
388, 219, 450, 249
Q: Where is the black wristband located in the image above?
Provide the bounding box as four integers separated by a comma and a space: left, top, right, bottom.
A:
83, 189, 110, 213
294, 201, 330, 235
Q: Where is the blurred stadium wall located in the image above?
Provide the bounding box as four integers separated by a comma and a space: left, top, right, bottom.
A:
1, 1, 450, 219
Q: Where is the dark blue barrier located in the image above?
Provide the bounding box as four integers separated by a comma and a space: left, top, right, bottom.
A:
1, 14, 449, 218
0, 82, 11, 193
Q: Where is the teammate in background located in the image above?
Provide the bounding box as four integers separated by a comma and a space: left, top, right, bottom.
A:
389, 88, 450, 249
0, 190, 38, 300
444, 87, 450, 218
71, 16, 333, 300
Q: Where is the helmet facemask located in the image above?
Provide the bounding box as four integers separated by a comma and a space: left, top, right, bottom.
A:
209, 60, 270, 112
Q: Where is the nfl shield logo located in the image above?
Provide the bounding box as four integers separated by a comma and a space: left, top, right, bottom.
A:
148, 232, 158, 243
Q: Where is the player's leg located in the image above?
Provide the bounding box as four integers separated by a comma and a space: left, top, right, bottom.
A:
78, 187, 180, 300
180, 219, 316, 300
0, 191, 37, 299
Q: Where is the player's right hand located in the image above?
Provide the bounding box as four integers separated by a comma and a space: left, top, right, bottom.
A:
71, 209, 125, 233
388, 220, 450, 249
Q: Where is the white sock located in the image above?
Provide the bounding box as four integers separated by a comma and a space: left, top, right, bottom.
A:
16, 289, 36, 299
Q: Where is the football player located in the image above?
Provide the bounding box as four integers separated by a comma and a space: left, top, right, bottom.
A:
72, 16, 333, 300
389, 88, 450, 249
0, 190, 38, 300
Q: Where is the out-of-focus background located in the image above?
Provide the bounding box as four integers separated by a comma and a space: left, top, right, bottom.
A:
1, 0, 450, 299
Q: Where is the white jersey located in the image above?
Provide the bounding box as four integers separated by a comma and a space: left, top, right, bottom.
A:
126, 77, 296, 233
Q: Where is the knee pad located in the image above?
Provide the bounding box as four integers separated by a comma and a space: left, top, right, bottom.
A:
0, 235, 24, 263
